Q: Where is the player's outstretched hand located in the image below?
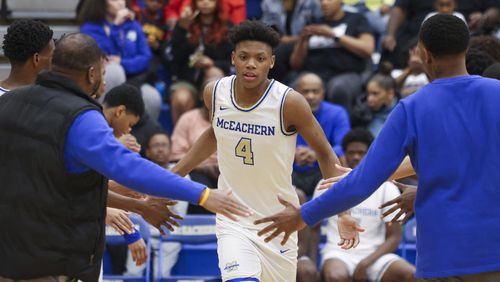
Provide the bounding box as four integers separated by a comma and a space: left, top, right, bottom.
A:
318, 164, 352, 190
106, 207, 134, 235
254, 195, 307, 245
379, 182, 417, 224
337, 214, 365, 249
202, 188, 252, 221
128, 238, 147, 266
139, 196, 183, 235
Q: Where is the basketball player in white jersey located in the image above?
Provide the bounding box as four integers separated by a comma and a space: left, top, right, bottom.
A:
172, 20, 363, 282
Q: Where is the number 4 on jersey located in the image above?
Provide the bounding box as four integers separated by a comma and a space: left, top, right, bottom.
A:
235, 137, 254, 165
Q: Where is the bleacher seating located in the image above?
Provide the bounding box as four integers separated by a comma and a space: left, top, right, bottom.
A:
400, 218, 417, 264
103, 214, 152, 282
3, 0, 78, 20
158, 215, 221, 282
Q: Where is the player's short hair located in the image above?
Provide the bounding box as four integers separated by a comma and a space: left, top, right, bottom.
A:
52, 33, 104, 71
419, 14, 469, 58
103, 83, 145, 117
342, 128, 374, 151
368, 73, 396, 91
229, 20, 280, 50
466, 47, 495, 75
2, 19, 53, 64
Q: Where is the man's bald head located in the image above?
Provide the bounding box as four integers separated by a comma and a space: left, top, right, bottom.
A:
296, 72, 325, 112
297, 72, 324, 89
52, 33, 104, 71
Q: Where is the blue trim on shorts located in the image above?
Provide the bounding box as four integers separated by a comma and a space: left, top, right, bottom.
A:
226, 278, 260, 282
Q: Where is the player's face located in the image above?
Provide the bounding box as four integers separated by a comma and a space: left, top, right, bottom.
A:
297, 77, 325, 112
345, 141, 368, 168
108, 106, 140, 137
196, 0, 217, 15
146, 133, 171, 165
366, 80, 393, 112
436, 0, 455, 14
106, 0, 127, 17
232, 41, 275, 88
320, 0, 342, 17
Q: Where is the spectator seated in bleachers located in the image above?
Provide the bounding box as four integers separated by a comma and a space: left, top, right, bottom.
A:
78, 0, 162, 120
352, 73, 399, 137
292, 73, 351, 197
162, 0, 246, 26
134, 0, 171, 54
466, 47, 496, 75
260, 0, 323, 45
169, 0, 233, 88
260, 0, 324, 82
170, 101, 219, 189
289, 0, 375, 113
301, 128, 415, 282
393, 42, 429, 97
469, 35, 500, 62
483, 62, 500, 79
423, 0, 466, 24
457, 0, 500, 36
343, 0, 394, 37
168, 81, 198, 126
381, 0, 499, 70
381, 0, 434, 70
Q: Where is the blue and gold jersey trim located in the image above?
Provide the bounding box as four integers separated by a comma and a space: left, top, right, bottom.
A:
230, 76, 276, 112
280, 87, 297, 136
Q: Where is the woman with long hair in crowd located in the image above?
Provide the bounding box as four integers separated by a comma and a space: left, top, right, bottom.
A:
168, 0, 232, 124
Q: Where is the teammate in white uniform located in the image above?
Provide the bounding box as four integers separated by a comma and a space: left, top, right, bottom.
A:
173, 21, 363, 282
313, 129, 415, 282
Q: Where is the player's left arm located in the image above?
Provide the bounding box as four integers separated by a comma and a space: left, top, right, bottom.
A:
255, 91, 363, 247
282, 90, 342, 179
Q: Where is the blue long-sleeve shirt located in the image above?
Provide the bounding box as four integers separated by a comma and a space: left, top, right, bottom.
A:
80, 20, 152, 75
301, 75, 500, 278
64, 110, 205, 204
294, 101, 350, 172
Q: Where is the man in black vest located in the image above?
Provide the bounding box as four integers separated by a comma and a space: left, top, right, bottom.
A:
0, 19, 194, 241
0, 34, 249, 281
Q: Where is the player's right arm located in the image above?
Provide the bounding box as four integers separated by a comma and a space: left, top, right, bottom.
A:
171, 81, 218, 177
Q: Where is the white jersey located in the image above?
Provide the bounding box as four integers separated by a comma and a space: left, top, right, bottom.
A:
0, 86, 10, 97
212, 75, 299, 229
314, 181, 401, 256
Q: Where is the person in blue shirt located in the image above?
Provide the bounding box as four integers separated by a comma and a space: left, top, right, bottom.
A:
256, 14, 500, 281
0, 33, 248, 281
78, 0, 151, 76
78, 0, 162, 120
293, 72, 350, 196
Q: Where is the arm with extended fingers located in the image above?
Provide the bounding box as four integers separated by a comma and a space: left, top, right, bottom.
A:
254, 91, 363, 246
380, 181, 417, 223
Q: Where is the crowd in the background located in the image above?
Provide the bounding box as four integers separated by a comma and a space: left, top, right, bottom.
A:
0, 0, 486, 281
13, 0, 495, 278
